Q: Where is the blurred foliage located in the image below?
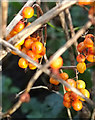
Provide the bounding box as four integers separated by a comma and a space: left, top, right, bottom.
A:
2, 1, 94, 119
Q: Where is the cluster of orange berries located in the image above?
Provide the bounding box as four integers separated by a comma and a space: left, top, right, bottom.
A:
76, 34, 95, 73
63, 79, 90, 111
49, 73, 90, 111
6, 6, 46, 70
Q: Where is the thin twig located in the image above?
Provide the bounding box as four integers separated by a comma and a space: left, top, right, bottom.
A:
65, 8, 79, 55
15, 85, 63, 99
58, 9, 76, 66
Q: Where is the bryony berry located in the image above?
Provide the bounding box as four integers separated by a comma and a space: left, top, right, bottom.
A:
72, 100, 83, 111
50, 56, 63, 69
77, 62, 86, 73
18, 58, 28, 69
22, 7, 34, 18
79, 88, 90, 101
65, 79, 76, 91
49, 77, 59, 85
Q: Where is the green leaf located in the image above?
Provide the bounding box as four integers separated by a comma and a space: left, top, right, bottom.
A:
78, 68, 92, 89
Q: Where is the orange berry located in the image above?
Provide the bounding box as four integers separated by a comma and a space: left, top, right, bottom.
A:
10, 29, 17, 36
71, 91, 79, 100
78, 0, 94, 5
72, 100, 83, 111
22, 7, 34, 18
76, 80, 86, 89
76, 54, 85, 63
87, 54, 95, 62
28, 59, 38, 70
24, 38, 34, 49
6, 34, 13, 41
13, 21, 25, 33
84, 38, 94, 48
59, 72, 69, 80
63, 101, 71, 108
18, 58, 28, 69
63, 92, 71, 102
77, 62, 86, 73
65, 79, 76, 91
88, 47, 95, 55
21, 47, 28, 54
31, 41, 43, 54
20, 92, 30, 103
49, 77, 59, 85
27, 50, 36, 59
11, 44, 21, 55
79, 88, 90, 101
77, 42, 85, 53
50, 56, 63, 69
35, 47, 46, 58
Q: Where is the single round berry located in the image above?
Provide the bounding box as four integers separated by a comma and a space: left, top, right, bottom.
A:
13, 21, 25, 33
76, 54, 85, 63
20, 92, 30, 103
65, 79, 76, 91
76, 80, 86, 89
22, 7, 34, 18
31, 41, 43, 54
72, 100, 83, 111
60, 72, 69, 80
77, 62, 86, 73
24, 38, 34, 49
77, 42, 85, 53
18, 58, 28, 69
63, 92, 71, 102
84, 38, 94, 48
63, 101, 71, 108
49, 77, 59, 85
87, 54, 95, 62
50, 56, 63, 69
79, 88, 90, 101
